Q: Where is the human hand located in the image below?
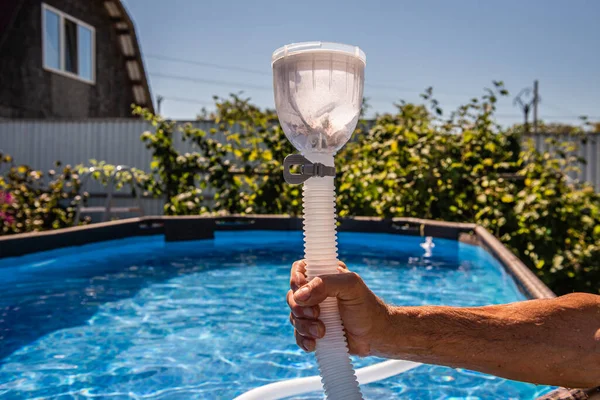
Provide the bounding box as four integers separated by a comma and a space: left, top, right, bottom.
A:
286, 259, 391, 357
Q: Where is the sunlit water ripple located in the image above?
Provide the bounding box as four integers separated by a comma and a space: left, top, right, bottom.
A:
0, 231, 553, 399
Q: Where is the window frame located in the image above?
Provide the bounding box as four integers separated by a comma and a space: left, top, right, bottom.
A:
41, 3, 96, 84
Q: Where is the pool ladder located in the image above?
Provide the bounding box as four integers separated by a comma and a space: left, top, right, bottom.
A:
74, 165, 144, 224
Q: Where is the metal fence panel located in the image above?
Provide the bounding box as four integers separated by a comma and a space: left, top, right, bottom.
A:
0, 119, 222, 216
524, 132, 600, 189
2, 121, 599, 219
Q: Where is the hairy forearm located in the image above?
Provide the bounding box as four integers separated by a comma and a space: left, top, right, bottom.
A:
376, 293, 600, 388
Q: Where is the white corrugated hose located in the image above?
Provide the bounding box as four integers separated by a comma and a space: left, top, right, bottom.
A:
300, 153, 361, 399
233, 359, 421, 400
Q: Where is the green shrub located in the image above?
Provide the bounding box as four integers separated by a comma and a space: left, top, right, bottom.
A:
134, 94, 300, 216
334, 84, 599, 295
0, 153, 86, 234
134, 85, 599, 295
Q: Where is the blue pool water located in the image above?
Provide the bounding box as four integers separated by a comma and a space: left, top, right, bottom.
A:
0, 231, 553, 399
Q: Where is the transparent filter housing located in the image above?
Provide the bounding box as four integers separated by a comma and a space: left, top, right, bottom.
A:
272, 42, 366, 400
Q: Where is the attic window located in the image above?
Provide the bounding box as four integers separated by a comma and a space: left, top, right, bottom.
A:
42, 3, 95, 83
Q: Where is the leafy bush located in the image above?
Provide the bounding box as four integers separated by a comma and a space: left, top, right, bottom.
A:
134, 95, 300, 216
505, 145, 600, 294
77, 160, 150, 195
134, 85, 598, 295
0, 153, 86, 234
333, 84, 599, 295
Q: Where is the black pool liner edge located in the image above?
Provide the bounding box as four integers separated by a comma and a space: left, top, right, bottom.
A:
0, 215, 554, 301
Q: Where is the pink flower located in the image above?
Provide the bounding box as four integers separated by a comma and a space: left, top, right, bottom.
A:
0, 191, 12, 205
0, 211, 15, 225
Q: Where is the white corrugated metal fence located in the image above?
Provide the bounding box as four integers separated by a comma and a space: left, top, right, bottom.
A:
524, 132, 599, 189
0, 119, 217, 216
1, 121, 599, 218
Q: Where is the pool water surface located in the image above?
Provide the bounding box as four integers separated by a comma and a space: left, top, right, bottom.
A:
0, 231, 553, 399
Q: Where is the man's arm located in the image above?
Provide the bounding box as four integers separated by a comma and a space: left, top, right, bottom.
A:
383, 293, 600, 388
288, 261, 600, 388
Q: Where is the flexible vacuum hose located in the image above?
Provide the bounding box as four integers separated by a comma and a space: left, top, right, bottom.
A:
233, 359, 421, 400
302, 152, 362, 400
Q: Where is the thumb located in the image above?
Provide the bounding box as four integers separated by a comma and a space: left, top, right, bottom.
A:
293, 272, 364, 307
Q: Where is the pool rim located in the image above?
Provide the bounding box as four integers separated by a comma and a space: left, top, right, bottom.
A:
0, 215, 555, 300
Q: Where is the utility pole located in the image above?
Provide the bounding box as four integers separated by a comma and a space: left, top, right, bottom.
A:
157, 95, 164, 115
533, 80, 539, 134
514, 87, 535, 134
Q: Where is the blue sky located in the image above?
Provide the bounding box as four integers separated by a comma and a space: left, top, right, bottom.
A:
122, 0, 600, 125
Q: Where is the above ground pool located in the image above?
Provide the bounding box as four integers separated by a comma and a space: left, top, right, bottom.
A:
0, 230, 554, 399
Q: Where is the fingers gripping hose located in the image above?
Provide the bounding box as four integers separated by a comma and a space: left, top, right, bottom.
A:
301, 153, 362, 400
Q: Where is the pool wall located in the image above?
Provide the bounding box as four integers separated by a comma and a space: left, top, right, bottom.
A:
0, 215, 555, 300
